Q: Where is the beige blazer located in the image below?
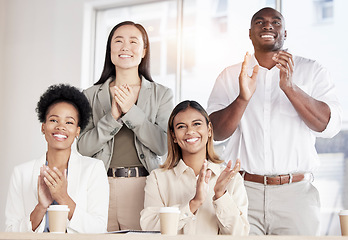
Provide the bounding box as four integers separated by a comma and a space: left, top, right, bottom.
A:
77, 78, 174, 172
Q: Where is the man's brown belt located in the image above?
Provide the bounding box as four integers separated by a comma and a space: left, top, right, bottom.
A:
239, 171, 306, 185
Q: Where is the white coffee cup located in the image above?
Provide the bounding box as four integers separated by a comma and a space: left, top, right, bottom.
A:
159, 207, 180, 235
47, 205, 70, 233
339, 210, 348, 236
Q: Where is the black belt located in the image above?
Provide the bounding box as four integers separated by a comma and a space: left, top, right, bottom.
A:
107, 166, 149, 178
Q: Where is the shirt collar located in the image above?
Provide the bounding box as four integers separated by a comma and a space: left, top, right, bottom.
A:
173, 159, 221, 177
251, 53, 278, 71
251, 50, 291, 71
250, 53, 259, 68
173, 160, 190, 177
207, 161, 221, 177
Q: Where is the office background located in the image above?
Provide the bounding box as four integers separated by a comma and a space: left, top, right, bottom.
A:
0, 0, 347, 235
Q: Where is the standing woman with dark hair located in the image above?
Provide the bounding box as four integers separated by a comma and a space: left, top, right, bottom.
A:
77, 21, 174, 231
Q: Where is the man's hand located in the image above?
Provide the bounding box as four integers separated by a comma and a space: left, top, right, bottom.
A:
239, 52, 259, 102
272, 50, 294, 90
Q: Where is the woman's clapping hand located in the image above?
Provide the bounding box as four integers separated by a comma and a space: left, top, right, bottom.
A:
189, 160, 212, 214
214, 159, 240, 200
37, 165, 53, 209
42, 166, 69, 204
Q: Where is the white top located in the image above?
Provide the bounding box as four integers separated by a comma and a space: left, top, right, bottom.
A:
5, 151, 109, 233
207, 54, 342, 175
140, 160, 249, 235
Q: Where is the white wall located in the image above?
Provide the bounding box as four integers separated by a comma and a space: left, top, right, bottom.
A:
0, 2, 6, 228
0, 0, 95, 230
0, 0, 5, 135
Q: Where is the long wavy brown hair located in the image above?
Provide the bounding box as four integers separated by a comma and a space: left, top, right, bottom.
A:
161, 100, 223, 170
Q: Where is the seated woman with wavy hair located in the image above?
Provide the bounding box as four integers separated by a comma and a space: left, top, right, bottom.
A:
140, 100, 249, 235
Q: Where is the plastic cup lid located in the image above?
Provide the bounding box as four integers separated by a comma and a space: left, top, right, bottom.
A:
159, 207, 180, 213
339, 210, 348, 215
47, 205, 70, 212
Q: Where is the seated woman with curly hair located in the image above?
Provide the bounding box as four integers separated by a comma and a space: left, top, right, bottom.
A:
5, 84, 109, 233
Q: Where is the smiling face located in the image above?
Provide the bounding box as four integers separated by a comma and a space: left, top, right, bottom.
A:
249, 8, 287, 52
110, 24, 146, 71
172, 107, 212, 159
41, 102, 80, 152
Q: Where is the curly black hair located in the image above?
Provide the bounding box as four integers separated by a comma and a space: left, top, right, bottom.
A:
36, 84, 91, 131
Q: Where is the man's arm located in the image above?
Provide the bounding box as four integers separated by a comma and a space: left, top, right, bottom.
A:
210, 97, 248, 141
210, 53, 259, 141
273, 51, 330, 132
282, 84, 330, 132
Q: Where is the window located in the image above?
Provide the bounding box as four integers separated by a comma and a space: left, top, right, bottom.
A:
83, 0, 347, 235
92, 1, 178, 95
180, 0, 276, 108
211, 0, 229, 34
283, 0, 347, 235
314, 0, 334, 23
86, 0, 277, 107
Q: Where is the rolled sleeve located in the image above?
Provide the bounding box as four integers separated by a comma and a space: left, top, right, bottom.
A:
314, 101, 342, 138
